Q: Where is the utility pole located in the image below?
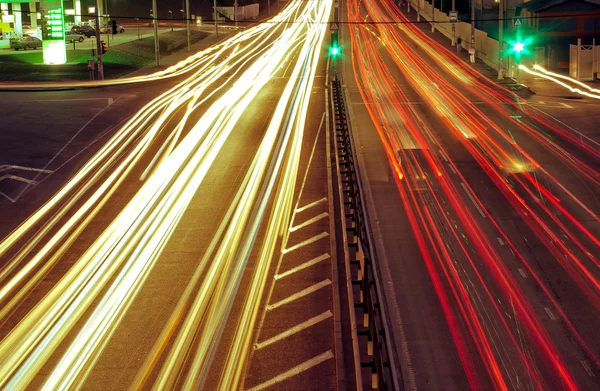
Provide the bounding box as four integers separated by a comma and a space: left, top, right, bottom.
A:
214, 0, 218, 37
268, 0, 271, 16
152, 0, 159, 66
470, 0, 475, 52
431, 0, 435, 32
94, 0, 104, 80
186, 0, 191, 51
451, 0, 456, 46
498, 0, 504, 79
234, 0, 238, 28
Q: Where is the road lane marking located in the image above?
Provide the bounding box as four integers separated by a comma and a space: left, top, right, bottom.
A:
267, 279, 332, 311
295, 197, 327, 213
497, 237, 505, 246
276, 253, 330, 280
544, 307, 556, 320
246, 351, 334, 391
560, 102, 574, 109
0, 175, 38, 185
282, 232, 329, 254
289, 212, 329, 232
255, 311, 333, 351
460, 182, 486, 218
580, 360, 595, 377
518, 268, 527, 278
0, 165, 53, 174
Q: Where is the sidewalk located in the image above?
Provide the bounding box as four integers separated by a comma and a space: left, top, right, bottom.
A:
123, 27, 232, 78
401, 4, 600, 101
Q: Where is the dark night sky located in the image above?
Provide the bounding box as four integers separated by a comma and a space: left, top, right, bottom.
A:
76, 0, 229, 21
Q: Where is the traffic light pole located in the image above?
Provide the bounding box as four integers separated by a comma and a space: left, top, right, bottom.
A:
498, 0, 504, 79
152, 0, 160, 66
186, 0, 191, 51
94, 0, 104, 80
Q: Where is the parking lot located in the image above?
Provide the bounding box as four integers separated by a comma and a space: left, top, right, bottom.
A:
0, 27, 184, 55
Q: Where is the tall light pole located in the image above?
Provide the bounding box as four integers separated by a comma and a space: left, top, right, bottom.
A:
431, 0, 435, 32
214, 0, 218, 37
186, 0, 191, 51
234, 0, 238, 28
471, 0, 475, 51
152, 0, 159, 66
93, 1, 104, 80
451, 0, 456, 46
168, 10, 172, 31
498, 0, 504, 79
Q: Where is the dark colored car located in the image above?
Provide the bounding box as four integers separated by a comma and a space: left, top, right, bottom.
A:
10, 35, 42, 50
72, 25, 96, 38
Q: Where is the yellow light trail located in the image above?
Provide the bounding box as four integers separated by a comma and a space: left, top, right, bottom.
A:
519, 64, 600, 100
0, 0, 332, 388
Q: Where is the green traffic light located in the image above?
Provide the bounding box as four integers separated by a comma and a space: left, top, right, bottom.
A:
513, 41, 525, 53
330, 47, 339, 56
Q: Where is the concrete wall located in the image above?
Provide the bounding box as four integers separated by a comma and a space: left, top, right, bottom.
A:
217, 4, 259, 21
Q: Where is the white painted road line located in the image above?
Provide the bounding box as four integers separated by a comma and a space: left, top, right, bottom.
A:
545, 307, 556, 321
0, 175, 38, 185
289, 212, 329, 232
267, 279, 332, 311
581, 360, 595, 377
518, 268, 527, 279
255, 311, 333, 351
282, 232, 329, 254
560, 102, 574, 109
497, 237, 505, 246
0, 165, 53, 174
276, 253, 331, 280
246, 351, 334, 391
460, 182, 486, 218
295, 197, 327, 213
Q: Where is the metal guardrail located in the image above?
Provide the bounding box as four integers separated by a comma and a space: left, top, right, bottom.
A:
331, 78, 401, 390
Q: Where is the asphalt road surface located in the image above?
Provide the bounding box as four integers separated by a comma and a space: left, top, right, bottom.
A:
340, 0, 600, 390
0, 2, 339, 390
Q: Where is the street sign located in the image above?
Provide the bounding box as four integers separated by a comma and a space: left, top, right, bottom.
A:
513, 17, 523, 27
449, 11, 458, 23
330, 22, 339, 31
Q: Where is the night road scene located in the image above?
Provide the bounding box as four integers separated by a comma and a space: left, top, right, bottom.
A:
0, 0, 599, 390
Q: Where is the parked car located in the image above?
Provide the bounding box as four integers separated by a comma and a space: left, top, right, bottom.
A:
10, 35, 42, 50
65, 31, 85, 43
72, 25, 96, 38
100, 23, 125, 34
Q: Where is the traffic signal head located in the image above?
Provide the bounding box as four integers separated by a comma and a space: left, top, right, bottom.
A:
330, 46, 339, 56
101, 41, 108, 54
513, 41, 525, 53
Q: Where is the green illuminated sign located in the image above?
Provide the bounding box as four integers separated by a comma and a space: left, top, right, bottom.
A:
48, 7, 65, 39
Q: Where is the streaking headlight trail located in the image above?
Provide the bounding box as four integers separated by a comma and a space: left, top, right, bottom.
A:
0, 0, 332, 388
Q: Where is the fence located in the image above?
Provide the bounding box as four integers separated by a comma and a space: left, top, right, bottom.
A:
217, 4, 260, 22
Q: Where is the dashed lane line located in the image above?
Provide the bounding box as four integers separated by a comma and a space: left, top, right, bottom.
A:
295, 197, 327, 213
267, 279, 332, 311
282, 232, 329, 254
254, 311, 333, 351
289, 212, 329, 232
246, 351, 334, 391
275, 253, 331, 280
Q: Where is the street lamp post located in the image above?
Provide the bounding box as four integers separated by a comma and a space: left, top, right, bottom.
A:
168, 10, 172, 31
498, 0, 504, 79
214, 0, 218, 37
152, 0, 159, 66
471, 0, 475, 53
186, 0, 190, 51
451, 0, 456, 46
92, 1, 104, 80
234, 0, 238, 28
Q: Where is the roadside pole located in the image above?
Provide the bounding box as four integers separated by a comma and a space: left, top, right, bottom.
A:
186, 0, 191, 51
152, 0, 160, 66
470, 0, 475, 50
451, 0, 456, 46
417, 0, 420, 22
234, 0, 238, 28
94, 0, 104, 80
498, 0, 504, 79
431, 0, 435, 32
214, 0, 218, 37
268, 0, 271, 16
